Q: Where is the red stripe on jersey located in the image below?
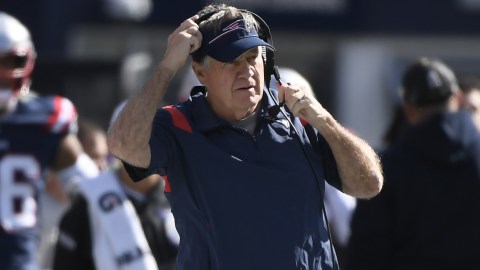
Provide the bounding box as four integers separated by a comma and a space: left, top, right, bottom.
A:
46, 96, 62, 131
300, 118, 308, 126
45, 96, 77, 133
162, 175, 172, 192
163, 106, 192, 133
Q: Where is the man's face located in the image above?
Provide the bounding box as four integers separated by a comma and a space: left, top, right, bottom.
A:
195, 46, 265, 121
82, 131, 109, 172
462, 89, 480, 130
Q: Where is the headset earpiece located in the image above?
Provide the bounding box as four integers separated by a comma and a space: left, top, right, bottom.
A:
241, 10, 276, 82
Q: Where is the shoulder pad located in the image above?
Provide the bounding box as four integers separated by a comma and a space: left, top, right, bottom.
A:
14, 95, 78, 134
45, 95, 78, 134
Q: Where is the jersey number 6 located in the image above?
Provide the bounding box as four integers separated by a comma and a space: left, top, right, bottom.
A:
0, 155, 40, 231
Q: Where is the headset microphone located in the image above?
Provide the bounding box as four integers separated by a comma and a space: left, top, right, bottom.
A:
265, 64, 339, 270
266, 66, 285, 117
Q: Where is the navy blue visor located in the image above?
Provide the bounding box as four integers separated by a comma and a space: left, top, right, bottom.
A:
192, 18, 275, 63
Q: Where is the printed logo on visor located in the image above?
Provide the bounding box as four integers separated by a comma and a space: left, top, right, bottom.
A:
192, 17, 274, 63
208, 20, 251, 44
208, 19, 254, 45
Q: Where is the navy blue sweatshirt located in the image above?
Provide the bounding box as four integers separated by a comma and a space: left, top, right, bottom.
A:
347, 110, 480, 270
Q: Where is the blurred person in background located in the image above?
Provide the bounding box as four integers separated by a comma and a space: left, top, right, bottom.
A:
38, 118, 111, 269
53, 101, 179, 270
0, 11, 99, 270
459, 77, 480, 130
347, 57, 480, 270
380, 104, 408, 149
77, 119, 110, 172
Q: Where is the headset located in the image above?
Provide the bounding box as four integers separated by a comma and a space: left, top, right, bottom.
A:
192, 8, 280, 88
193, 8, 338, 269
193, 8, 288, 117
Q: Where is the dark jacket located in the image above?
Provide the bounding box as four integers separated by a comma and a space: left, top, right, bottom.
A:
347, 110, 480, 270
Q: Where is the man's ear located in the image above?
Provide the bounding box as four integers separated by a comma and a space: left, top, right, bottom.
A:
192, 61, 206, 85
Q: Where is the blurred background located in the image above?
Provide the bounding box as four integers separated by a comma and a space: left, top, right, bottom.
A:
3, 0, 480, 149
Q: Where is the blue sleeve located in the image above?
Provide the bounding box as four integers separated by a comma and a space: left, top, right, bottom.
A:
318, 135, 342, 190
122, 162, 150, 182
303, 123, 342, 190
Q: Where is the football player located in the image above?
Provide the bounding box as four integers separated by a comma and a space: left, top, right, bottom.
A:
0, 11, 99, 270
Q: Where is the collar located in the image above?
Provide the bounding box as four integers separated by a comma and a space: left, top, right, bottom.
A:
187, 86, 284, 132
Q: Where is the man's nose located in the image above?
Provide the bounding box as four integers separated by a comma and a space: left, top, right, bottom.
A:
238, 59, 254, 78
